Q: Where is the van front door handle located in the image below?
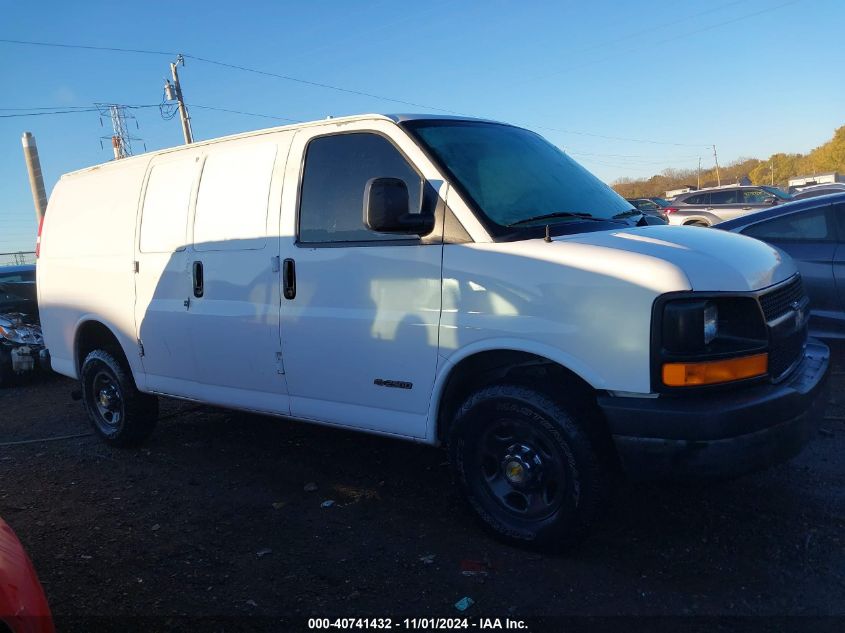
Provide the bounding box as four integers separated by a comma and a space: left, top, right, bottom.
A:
283, 258, 296, 300
193, 261, 204, 298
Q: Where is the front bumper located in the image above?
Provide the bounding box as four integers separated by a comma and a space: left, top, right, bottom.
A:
0, 343, 46, 376
598, 340, 830, 479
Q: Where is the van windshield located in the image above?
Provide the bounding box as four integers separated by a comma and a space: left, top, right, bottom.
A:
405, 120, 632, 234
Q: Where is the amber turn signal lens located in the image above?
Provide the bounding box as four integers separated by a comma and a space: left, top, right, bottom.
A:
662, 353, 768, 387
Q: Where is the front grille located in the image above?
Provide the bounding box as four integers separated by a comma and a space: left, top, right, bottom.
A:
759, 275, 804, 322
758, 275, 807, 381
768, 324, 806, 380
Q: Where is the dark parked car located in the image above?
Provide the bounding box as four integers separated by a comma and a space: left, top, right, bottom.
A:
668, 185, 792, 226
625, 197, 671, 221
715, 193, 845, 339
791, 183, 845, 200
0, 265, 44, 385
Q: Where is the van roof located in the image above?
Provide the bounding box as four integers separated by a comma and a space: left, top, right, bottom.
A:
60, 112, 499, 180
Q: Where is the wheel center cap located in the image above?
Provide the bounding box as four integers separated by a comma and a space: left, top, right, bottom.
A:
504, 460, 526, 484
501, 444, 541, 486
98, 387, 116, 409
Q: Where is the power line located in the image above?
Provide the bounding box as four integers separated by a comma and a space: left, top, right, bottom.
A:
579, 157, 687, 170
533, 123, 708, 147
568, 150, 702, 158
0, 37, 716, 147
0, 37, 175, 56
567, 150, 703, 160
188, 104, 301, 122
184, 54, 463, 115
0, 101, 303, 124
516, 0, 751, 85
0, 105, 99, 111
166, 57, 710, 146
0, 104, 159, 118
525, 0, 802, 83
0, 108, 100, 118
0, 37, 462, 114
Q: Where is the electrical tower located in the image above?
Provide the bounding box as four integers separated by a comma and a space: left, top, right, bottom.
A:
96, 103, 143, 159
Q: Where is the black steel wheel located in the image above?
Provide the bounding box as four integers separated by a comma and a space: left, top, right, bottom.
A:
477, 417, 567, 520
449, 383, 607, 551
81, 349, 158, 447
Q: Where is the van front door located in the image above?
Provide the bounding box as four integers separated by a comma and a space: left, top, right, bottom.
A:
278, 125, 444, 438
134, 151, 202, 394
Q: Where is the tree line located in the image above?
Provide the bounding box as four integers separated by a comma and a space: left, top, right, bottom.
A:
612, 125, 845, 198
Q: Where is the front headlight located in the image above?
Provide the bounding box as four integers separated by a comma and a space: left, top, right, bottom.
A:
0, 325, 22, 344
662, 299, 716, 354
0, 324, 41, 345
657, 296, 768, 388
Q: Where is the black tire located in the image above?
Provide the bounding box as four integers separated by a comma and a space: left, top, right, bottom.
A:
449, 384, 608, 552
80, 349, 158, 447
685, 220, 710, 227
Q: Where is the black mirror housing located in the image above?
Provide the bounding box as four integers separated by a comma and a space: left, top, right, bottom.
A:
364, 177, 434, 236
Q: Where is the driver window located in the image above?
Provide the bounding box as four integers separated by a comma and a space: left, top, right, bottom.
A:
298, 133, 423, 244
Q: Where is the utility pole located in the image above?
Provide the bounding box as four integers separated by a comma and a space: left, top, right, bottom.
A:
697, 156, 701, 189
712, 144, 721, 187
164, 54, 193, 144
770, 160, 774, 186
21, 132, 48, 224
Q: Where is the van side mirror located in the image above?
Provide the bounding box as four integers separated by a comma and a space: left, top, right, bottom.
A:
364, 177, 434, 236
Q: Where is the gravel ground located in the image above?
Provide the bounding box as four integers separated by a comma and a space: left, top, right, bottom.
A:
0, 347, 843, 632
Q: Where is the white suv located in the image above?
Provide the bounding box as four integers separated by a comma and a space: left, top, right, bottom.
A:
37, 114, 829, 550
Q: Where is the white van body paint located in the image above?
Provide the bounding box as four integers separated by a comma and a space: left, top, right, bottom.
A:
38, 114, 798, 445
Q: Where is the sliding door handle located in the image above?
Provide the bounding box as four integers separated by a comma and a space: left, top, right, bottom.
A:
192, 260, 204, 298
283, 258, 296, 300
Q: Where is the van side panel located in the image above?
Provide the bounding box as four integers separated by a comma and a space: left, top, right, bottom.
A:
38, 158, 150, 379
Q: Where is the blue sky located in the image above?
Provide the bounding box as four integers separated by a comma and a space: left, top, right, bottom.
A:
2, 0, 843, 253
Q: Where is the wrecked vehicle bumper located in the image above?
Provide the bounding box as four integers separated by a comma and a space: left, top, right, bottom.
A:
0, 314, 45, 383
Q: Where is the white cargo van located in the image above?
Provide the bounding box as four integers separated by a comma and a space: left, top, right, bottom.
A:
38, 114, 829, 550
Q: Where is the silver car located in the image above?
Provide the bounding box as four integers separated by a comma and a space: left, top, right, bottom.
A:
791, 183, 845, 200
667, 185, 792, 226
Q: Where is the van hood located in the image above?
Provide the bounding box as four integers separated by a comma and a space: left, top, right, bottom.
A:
555, 224, 796, 292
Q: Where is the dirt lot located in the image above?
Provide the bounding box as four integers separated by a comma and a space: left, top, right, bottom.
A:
1, 349, 844, 632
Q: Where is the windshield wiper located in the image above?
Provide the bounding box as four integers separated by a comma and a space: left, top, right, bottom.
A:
612, 209, 642, 219
507, 211, 603, 227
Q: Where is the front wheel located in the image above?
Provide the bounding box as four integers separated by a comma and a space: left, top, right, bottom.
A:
81, 349, 158, 447
449, 384, 608, 552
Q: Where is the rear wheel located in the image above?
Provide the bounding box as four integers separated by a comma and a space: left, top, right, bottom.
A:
449, 384, 608, 551
684, 220, 710, 227
81, 349, 158, 447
